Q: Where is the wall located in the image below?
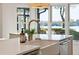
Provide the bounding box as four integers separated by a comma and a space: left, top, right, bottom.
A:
1, 3, 30, 38
0, 3, 37, 38
0, 4, 2, 38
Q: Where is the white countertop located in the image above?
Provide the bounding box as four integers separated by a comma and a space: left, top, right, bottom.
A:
0, 38, 59, 55
25, 40, 58, 49
0, 38, 40, 55
33, 34, 72, 41
10, 33, 72, 41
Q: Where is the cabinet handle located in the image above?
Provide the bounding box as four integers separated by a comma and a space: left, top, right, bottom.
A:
60, 42, 68, 45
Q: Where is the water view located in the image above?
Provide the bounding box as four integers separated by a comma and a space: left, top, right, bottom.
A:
41, 26, 79, 32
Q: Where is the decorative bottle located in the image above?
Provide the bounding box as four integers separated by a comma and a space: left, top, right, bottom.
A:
20, 28, 26, 43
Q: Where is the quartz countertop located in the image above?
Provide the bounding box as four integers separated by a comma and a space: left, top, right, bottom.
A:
2, 33, 72, 55
10, 33, 72, 41
33, 34, 72, 41
0, 38, 40, 55
0, 38, 59, 55
25, 40, 59, 49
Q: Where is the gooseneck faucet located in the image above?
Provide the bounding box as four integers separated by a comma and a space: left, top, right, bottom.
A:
28, 20, 40, 41
28, 19, 40, 33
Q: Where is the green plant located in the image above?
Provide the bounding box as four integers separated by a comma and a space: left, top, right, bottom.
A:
40, 29, 46, 34
51, 28, 65, 34
70, 29, 79, 40
24, 29, 35, 36
24, 29, 35, 41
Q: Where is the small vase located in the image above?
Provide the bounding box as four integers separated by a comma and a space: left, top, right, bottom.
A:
28, 35, 33, 41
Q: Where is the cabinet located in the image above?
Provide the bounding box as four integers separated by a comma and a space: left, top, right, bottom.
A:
59, 41, 68, 55
40, 43, 59, 55
68, 37, 73, 55
59, 37, 73, 55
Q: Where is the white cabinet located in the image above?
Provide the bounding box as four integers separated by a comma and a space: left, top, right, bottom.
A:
59, 41, 68, 55
68, 37, 73, 55
40, 43, 59, 55
59, 37, 73, 55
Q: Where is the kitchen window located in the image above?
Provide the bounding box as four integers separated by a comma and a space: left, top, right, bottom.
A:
52, 6, 65, 34
17, 8, 30, 32
37, 8, 48, 34
38, 6, 66, 34
70, 4, 79, 31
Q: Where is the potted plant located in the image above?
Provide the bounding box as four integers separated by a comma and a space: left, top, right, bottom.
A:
24, 29, 35, 41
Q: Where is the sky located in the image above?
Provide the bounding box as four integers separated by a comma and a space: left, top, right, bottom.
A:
70, 4, 79, 21
40, 4, 79, 22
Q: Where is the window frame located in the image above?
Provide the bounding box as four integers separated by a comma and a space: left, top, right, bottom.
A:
17, 8, 30, 32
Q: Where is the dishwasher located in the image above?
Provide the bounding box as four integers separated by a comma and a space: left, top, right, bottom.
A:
59, 39, 69, 55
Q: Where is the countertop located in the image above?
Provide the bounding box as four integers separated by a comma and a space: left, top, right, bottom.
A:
25, 40, 59, 49
10, 33, 72, 41
0, 34, 72, 55
0, 38, 58, 55
33, 34, 72, 41
0, 38, 40, 55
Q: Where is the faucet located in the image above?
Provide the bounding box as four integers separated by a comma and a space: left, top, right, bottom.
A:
28, 20, 40, 41
28, 19, 40, 32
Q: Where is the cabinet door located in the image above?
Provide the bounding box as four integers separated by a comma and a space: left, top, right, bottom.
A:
68, 37, 73, 55
59, 42, 68, 55
59, 38, 73, 55
40, 43, 59, 55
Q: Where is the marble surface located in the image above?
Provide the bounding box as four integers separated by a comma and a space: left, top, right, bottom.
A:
25, 40, 59, 49
0, 38, 40, 55
33, 34, 72, 41
10, 33, 72, 41
0, 38, 58, 55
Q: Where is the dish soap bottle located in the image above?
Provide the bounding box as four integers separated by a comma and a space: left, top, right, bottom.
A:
20, 28, 26, 43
